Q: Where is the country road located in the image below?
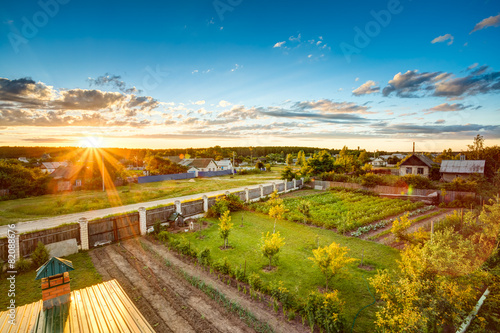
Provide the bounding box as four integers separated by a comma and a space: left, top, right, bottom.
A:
0, 181, 278, 237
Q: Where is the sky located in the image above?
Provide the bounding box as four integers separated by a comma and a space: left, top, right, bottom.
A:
0, 0, 499, 152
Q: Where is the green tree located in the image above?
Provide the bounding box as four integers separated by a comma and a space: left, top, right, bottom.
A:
31, 241, 50, 268
296, 150, 306, 166
467, 134, 484, 160
286, 154, 293, 166
281, 166, 296, 181
297, 200, 311, 224
261, 231, 285, 269
308, 242, 357, 290
302, 150, 335, 175
218, 210, 233, 249
255, 161, 264, 169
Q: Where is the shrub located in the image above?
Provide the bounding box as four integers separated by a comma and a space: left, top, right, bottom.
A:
318, 172, 352, 182
16, 257, 32, 272
233, 265, 247, 283
248, 273, 263, 291
31, 242, 50, 267
395, 175, 436, 189
208, 194, 244, 217
213, 257, 232, 275
304, 291, 346, 333
360, 173, 386, 187
156, 231, 170, 243
198, 248, 212, 266
153, 220, 165, 234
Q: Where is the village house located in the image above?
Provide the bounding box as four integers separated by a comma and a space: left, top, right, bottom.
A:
41, 161, 68, 174
440, 159, 485, 182
18, 157, 29, 163
398, 154, 438, 178
179, 158, 219, 172
48, 165, 86, 192
216, 159, 233, 170
371, 157, 387, 167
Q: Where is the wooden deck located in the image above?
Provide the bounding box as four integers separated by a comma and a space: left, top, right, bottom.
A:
0, 280, 154, 333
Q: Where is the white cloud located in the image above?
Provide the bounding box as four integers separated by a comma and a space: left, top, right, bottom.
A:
431, 34, 454, 45
218, 100, 232, 107
273, 41, 286, 48
352, 80, 380, 96
193, 100, 205, 105
230, 64, 241, 72
355, 77, 359, 82
470, 14, 500, 34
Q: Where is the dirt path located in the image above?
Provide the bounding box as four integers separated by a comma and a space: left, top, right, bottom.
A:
140, 238, 307, 333
90, 241, 254, 333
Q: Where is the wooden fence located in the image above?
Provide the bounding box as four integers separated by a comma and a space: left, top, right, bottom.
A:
0, 237, 9, 262
263, 185, 274, 196
312, 181, 476, 203
88, 212, 140, 248
181, 199, 204, 216
146, 205, 176, 228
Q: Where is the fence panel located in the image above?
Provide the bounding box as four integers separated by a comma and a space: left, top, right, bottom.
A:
248, 188, 260, 200
207, 196, 217, 208
296, 179, 303, 187
146, 205, 176, 227
0, 238, 9, 262
181, 199, 204, 216
138, 172, 195, 184
88, 212, 139, 247
287, 181, 294, 189
18, 224, 80, 258
234, 191, 246, 202
276, 183, 285, 192
198, 170, 233, 178
263, 185, 274, 195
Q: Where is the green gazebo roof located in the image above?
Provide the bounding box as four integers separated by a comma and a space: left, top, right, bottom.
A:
35, 257, 74, 280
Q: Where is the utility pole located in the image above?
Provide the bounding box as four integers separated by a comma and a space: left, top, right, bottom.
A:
232, 151, 235, 172
101, 151, 105, 192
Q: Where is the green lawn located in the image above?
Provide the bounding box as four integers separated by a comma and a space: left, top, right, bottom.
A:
171, 210, 400, 332
0, 169, 282, 225
0, 251, 102, 309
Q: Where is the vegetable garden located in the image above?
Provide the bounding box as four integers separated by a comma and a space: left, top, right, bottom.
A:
251, 189, 425, 233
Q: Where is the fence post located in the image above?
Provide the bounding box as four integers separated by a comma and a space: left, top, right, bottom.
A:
15, 234, 21, 262
79, 217, 89, 251
203, 195, 208, 212
301, 177, 305, 188
293, 179, 297, 190
138, 207, 147, 236
175, 200, 182, 214
245, 188, 249, 202
284, 180, 288, 192
260, 185, 264, 198
272, 182, 276, 193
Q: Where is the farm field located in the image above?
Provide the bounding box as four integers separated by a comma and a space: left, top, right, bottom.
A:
169, 210, 401, 332
252, 189, 425, 233
0, 169, 282, 225
90, 239, 296, 333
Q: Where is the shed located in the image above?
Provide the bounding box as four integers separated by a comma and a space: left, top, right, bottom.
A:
440, 160, 485, 182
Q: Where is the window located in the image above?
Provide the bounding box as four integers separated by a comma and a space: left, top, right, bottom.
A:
406, 167, 412, 174
417, 167, 424, 175
75, 179, 82, 187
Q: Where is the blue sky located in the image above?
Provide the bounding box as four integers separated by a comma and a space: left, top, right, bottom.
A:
0, 0, 499, 151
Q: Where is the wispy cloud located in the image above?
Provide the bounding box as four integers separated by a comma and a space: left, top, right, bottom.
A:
273, 41, 286, 48
424, 103, 469, 113
352, 80, 380, 96
431, 33, 454, 45
470, 14, 500, 34
88, 73, 141, 94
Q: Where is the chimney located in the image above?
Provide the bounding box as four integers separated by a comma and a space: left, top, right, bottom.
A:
36, 257, 74, 309
413, 142, 415, 154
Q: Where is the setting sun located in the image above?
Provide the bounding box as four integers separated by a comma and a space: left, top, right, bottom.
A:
79, 136, 104, 148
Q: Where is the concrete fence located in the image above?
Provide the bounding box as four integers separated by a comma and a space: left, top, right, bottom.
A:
1, 179, 304, 261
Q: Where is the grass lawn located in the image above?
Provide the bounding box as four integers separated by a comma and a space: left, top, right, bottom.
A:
171, 210, 400, 332
0, 168, 282, 225
0, 251, 102, 309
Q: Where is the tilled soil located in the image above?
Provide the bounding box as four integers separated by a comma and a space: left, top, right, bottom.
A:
90, 241, 254, 333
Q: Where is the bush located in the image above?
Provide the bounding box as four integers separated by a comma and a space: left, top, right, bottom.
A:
16, 257, 32, 272
207, 194, 244, 217
198, 248, 212, 266
317, 172, 352, 182
248, 272, 264, 291
153, 220, 165, 234
213, 257, 232, 275
395, 175, 436, 189
360, 173, 386, 187
31, 242, 50, 268
156, 231, 170, 243
304, 291, 346, 333
233, 265, 247, 283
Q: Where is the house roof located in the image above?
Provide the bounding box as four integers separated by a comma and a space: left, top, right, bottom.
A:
49, 165, 82, 180
35, 257, 74, 280
0, 280, 155, 332
179, 158, 215, 169
42, 162, 67, 170
165, 156, 182, 164
440, 160, 485, 174
216, 160, 232, 167
400, 154, 437, 168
